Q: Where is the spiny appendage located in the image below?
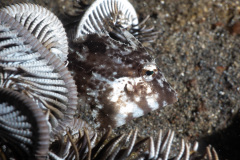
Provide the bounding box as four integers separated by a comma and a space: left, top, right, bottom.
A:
74, 0, 158, 44
129, 15, 159, 43
0, 88, 49, 159
0, 11, 78, 140
1, 3, 68, 61
48, 128, 219, 160
48, 118, 95, 160
69, 33, 177, 129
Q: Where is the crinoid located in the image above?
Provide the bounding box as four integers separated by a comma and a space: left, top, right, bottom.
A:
0, 88, 49, 159
0, 10, 78, 139
1, 3, 69, 61
73, 0, 158, 43
48, 128, 219, 160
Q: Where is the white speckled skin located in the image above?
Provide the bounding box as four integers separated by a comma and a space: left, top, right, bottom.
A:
68, 31, 178, 129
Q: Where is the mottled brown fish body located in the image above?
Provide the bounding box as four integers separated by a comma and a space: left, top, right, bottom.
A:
69, 33, 177, 129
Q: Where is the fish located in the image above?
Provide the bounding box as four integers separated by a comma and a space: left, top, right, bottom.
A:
68, 28, 178, 129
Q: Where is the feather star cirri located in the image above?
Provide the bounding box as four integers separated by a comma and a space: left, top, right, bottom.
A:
68, 28, 178, 129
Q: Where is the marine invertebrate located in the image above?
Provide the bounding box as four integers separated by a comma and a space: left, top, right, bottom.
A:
0, 88, 49, 159
73, 0, 158, 43
0, 10, 78, 139
48, 128, 219, 160
1, 3, 69, 61
48, 118, 95, 160
68, 29, 178, 129
75, 0, 138, 37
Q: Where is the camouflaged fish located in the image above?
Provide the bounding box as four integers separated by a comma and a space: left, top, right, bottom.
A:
68, 29, 178, 129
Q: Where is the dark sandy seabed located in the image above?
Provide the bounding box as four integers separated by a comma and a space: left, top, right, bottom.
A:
1, 0, 240, 159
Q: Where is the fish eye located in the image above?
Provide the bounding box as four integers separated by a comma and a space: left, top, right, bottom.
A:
141, 63, 158, 82
145, 70, 154, 76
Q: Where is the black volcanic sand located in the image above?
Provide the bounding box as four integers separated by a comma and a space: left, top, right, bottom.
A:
1, 0, 240, 159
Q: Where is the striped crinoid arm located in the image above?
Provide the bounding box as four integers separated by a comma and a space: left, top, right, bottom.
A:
48, 128, 219, 160
136, 130, 220, 160
129, 15, 159, 43
75, 0, 138, 38
0, 88, 49, 159
0, 11, 78, 140
74, 0, 158, 43
49, 118, 95, 160
48, 128, 143, 160
1, 3, 68, 61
